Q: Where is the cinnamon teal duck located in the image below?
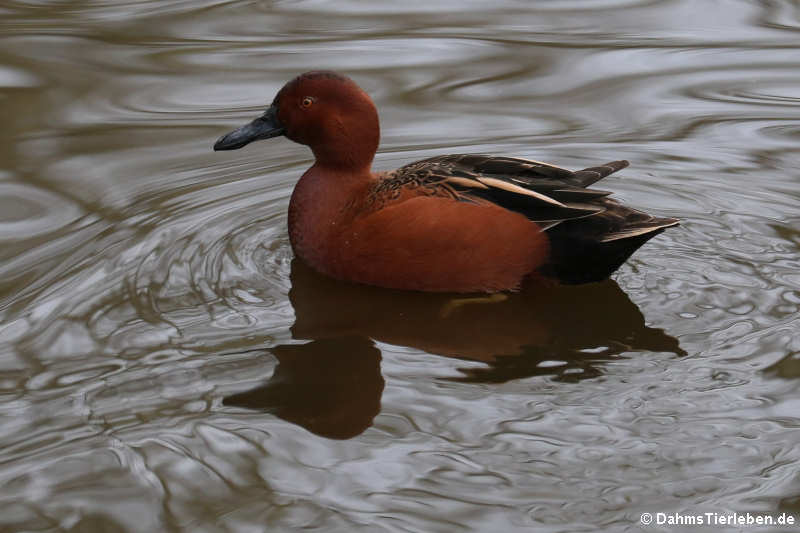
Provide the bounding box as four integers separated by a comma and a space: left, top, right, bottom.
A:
214, 71, 679, 292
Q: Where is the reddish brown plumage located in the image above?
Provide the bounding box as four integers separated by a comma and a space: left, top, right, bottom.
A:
340, 199, 548, 292
286, 163, 548, 292
276, 72, 379, 172
214, 70, 678, 292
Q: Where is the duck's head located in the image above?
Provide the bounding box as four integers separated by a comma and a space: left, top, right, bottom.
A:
214, 71, 380, 171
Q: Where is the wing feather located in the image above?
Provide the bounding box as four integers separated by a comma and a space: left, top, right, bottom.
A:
374, 154, 675, 237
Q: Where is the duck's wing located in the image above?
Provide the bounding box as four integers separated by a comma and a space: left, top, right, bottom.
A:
378, 154, 638, 224
375, 154, 679, 283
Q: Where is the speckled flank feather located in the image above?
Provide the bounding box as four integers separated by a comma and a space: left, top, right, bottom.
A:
371, 154, 618, 219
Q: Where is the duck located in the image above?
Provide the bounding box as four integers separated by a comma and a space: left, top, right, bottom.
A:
214, 71, 678, 293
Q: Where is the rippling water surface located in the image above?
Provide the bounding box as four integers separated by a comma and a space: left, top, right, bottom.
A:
2, 1, 800, 531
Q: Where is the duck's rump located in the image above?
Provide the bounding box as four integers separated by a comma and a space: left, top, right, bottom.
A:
541, 196, 678, 283
387, 154, 679, 283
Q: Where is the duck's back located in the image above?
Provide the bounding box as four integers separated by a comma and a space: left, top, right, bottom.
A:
371, 154, 679, 284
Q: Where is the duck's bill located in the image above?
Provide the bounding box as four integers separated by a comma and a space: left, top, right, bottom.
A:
213, 105, 284, 151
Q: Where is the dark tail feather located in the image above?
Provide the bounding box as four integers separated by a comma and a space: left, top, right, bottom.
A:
542, 219, 676, 284
572, 160, 629, 187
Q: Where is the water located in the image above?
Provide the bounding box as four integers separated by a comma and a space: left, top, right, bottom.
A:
1, 1, 799, 531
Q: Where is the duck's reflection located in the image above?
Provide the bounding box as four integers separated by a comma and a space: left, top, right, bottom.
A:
224, 259, 683, 439
224, 336, 383, 439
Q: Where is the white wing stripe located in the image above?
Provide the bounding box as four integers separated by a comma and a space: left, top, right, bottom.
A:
475, 177, 566, 207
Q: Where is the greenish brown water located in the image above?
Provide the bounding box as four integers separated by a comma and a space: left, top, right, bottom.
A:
1, 1, 800, 532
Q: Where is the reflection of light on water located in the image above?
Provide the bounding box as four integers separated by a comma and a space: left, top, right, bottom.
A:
0, 183, 83, 240
0, 65, 40, 88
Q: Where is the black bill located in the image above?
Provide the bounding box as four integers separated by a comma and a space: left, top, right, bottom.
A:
213, 105, 284, 151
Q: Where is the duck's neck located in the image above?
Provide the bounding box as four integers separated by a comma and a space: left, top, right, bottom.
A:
308, 100, 380, 171
287, 162, 375, 269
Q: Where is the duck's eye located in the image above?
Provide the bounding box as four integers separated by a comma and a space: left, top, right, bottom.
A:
301, 96, 315, 109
